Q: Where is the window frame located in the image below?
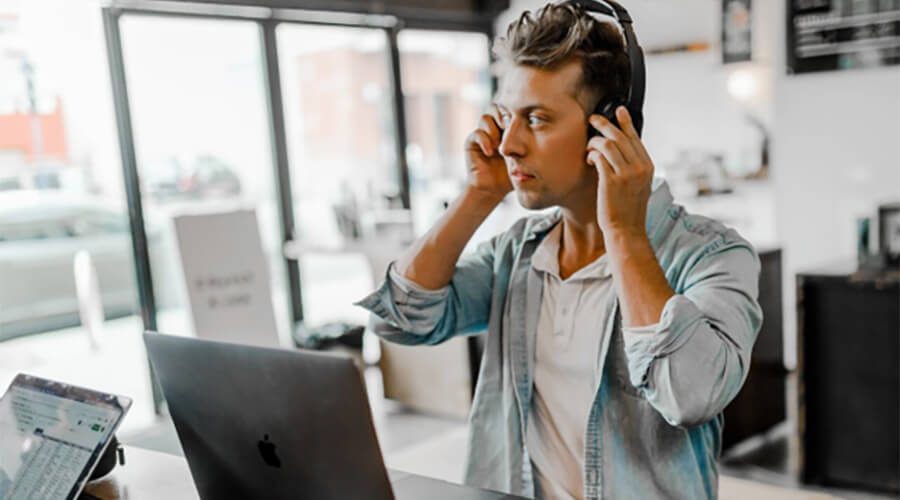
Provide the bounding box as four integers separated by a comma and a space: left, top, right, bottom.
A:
102, 2, 494, 413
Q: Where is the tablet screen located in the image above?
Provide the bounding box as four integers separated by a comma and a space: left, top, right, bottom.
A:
0, 374, 131, 500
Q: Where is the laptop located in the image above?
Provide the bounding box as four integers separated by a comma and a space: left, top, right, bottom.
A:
143, 331, 523, 500
0, 374, 132, 500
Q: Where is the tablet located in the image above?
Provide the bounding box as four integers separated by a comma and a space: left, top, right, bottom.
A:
0, 374, 132, 500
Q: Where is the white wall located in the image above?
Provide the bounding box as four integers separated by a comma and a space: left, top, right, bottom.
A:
641, 50, 761, 174
773, 68, 900, 268
763, 2, 900, 367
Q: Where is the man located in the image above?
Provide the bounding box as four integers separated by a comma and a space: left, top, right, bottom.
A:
355, 3, 762, 499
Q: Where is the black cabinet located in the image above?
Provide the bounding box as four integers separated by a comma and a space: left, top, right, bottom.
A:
723, 248, 787, 450
796, 266, 899, 493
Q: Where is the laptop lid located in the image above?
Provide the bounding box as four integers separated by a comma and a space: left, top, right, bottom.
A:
143, 331, 395, 500
0, 374, 131, 500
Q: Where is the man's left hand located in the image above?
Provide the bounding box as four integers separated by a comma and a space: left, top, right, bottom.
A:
586, 106, 655, 237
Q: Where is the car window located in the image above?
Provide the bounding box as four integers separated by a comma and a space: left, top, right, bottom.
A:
0, 221, 70, 241
68, 210, 130, 237
212, 165, 228, 180
195, 164, 213, 183
0, 178, 21, 191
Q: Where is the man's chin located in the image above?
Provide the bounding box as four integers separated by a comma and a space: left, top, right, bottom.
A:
514, 189, 552, 211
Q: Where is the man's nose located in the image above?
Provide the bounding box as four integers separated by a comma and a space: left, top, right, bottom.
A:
498, 116, 526, 158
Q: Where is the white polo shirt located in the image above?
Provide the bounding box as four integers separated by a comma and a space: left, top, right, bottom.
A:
526, 222, 618, 500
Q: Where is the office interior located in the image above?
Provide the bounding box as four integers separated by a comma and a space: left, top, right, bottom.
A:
0, 0, 898, 498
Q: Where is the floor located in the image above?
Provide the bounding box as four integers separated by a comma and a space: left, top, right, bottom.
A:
718, 422, 898, 500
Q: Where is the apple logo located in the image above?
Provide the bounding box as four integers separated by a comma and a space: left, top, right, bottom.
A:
257, 434, 281, 468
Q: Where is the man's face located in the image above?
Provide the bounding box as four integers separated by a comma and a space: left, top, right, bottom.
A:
494, 60, 595, 211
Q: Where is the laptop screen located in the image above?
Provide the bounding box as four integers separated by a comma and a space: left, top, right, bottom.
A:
0, 374, 131, 500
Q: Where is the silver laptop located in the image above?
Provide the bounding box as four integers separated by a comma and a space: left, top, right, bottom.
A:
143, 331, 523, 500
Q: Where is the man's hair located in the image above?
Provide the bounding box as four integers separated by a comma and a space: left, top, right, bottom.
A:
492, 2, 631, 115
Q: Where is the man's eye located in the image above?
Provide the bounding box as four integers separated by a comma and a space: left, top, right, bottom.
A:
528, 115, 544, 126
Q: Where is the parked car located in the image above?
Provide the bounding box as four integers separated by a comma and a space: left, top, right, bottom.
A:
0, 190, 171, 341
144, 154, 242, 202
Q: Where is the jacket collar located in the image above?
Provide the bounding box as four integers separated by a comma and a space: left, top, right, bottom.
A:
523, 177, 673, 248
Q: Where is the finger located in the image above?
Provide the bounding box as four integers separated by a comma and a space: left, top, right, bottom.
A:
586, 150, 612, 176
478, 113, 502, 145
603, 107, 653, 168
489, 104, 506, 133
469, 129, 495, 157
586, 150, 601, 169
588, 113, 628, 143
586, 136, 611, 155
590, 152, 616, 188
624, 133, 653, 173
588, 114, 640, 165
598, 153, 615, 179
615, 106, 653, 167
631, 133, 654, 171
592, 137, 628, 174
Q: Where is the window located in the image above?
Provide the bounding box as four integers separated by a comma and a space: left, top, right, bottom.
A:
397, 30, 521, 246
398, 30, 490, 229
0, 0, 151, 434
119, 15, 291, 342
1, 0, 497, 430
277, 24, 399, 327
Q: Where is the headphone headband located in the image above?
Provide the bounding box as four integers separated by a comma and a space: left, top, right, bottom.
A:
560, 0, 646, 136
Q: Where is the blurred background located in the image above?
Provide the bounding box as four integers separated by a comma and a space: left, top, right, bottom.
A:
0, 0, 898, 498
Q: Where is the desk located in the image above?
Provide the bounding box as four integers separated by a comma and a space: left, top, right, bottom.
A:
81, 446, 523, 499
83, 447, 196, 499
83, 446, 840, 500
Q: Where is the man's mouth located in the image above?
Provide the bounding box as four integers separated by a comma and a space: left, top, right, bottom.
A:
510, 169, 535, 185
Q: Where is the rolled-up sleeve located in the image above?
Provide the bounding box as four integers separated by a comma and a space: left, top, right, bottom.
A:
353, 237, 497, 346
622, 242, 763, 428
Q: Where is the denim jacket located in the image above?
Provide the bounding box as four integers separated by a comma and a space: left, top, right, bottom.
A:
355, 179, 762, 499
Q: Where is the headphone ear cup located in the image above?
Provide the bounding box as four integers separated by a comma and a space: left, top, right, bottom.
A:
600, 100, 621, 128
590, 100, 622, 137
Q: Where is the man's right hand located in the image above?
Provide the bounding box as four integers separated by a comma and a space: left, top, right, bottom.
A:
464, 106, 513, 203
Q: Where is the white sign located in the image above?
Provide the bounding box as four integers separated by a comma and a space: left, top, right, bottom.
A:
174, 210, 281, 348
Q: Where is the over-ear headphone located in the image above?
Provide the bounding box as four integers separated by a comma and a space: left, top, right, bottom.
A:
560, 0, 646, 137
